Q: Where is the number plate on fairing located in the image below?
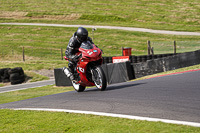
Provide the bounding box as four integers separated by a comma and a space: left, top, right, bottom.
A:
79, 67, 85, 73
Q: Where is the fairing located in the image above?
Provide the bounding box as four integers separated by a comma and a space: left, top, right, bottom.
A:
79, 41, 102, 62
75, 41, 103, 86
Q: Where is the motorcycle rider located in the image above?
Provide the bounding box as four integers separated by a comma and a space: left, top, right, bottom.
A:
63, 27, 94, 81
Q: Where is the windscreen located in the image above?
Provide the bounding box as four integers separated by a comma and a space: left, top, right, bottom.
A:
80, 41, 94, 49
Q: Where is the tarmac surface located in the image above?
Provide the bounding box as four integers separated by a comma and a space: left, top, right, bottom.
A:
1, 23, 200, 36
0, 79, 55, 93
1, 70, 200, 123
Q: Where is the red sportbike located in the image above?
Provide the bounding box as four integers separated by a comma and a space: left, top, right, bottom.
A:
63, 41, 107, 92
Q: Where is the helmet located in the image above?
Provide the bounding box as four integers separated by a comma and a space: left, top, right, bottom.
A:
76, 27, 88, 42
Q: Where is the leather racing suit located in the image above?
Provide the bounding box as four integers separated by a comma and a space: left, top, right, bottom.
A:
65, 32, 93, 75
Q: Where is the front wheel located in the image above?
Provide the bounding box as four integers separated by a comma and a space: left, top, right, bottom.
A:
72, 81, 85, 92
92, 66, 107, 91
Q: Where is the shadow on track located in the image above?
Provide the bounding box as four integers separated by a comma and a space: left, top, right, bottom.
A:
106, 83, 145, 91
85, 82, 145, 92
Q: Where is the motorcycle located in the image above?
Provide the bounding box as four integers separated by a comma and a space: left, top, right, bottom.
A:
63, 40, 107, 92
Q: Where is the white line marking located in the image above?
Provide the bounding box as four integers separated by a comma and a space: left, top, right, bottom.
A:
0, 85, 51, 94
0, 79, 55, 89
0, 79, 55, 94
13, 108, 200, 127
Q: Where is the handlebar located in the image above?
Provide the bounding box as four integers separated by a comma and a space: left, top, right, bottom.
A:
78, 53, 82, 58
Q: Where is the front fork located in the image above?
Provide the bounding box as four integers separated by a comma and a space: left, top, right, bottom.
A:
90, 68, 96, 82
90, 66, 101, 85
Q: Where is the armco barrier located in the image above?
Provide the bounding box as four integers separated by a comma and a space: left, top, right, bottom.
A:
132, 50, 200, 78
102, 53, 175, 64
54, 68, 72, 86
103, 62, 134, 84
132, 59, 165, 78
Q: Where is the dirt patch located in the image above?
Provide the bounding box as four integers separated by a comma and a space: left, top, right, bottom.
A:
32, 69, 54, 79
38, 13, 81, 21
0, 11, 28, 18
0, 11, 81, 21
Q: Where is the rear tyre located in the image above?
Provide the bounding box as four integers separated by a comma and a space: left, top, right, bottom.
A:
92, 66, 107, 91
71, 81, 86, 92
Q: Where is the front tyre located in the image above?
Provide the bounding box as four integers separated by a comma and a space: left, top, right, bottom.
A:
92, 66, 107, 91
72, 81, 85, 92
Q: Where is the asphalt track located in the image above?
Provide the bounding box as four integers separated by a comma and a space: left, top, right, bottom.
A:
1, 70, 200, 126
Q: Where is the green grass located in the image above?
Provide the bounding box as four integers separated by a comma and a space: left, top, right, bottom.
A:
0, 109, 200, 133
0, 0, 200, 32
0, 85, 73, 104
24, 71, 49, 82
0, 60, 67, 70
0, 25, 199, 61
151, 41, 200, 54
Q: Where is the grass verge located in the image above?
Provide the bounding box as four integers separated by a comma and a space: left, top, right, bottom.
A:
0, 85, 73, 104
0, 25, 199, 59
0, 0, 200, 32
24, 71, 49, 82
0, 109, 200, 133
0, 60, 67, 70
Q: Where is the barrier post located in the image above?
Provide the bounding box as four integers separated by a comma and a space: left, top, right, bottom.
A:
22, 47, 25, 61
61, 48, 63, 60
174, 40, 176, 54
92, 28, 97, 41
151, 47, 154, 55
147, 40, 151, 55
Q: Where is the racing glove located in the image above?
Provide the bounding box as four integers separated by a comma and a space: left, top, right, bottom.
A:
71, 54, 82, 62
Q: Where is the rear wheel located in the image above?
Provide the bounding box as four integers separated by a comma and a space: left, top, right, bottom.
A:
92, 66, 107, 91
72, 81, 86, 92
